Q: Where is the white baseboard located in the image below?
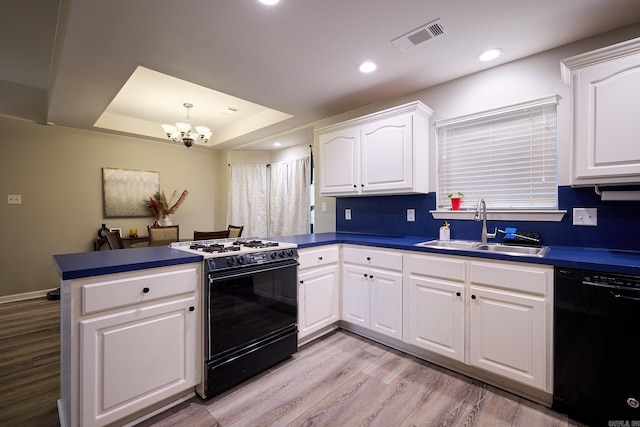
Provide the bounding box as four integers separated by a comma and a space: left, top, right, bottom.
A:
0, 288, 57, 304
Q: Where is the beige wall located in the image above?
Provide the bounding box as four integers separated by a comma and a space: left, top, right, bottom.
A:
0, 118, 221, 298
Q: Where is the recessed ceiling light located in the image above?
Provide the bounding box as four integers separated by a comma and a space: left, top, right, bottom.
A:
358, 61, 377, 73
259, 0, 280, 5
477, 48, 502, 62
273, 142, 282, 147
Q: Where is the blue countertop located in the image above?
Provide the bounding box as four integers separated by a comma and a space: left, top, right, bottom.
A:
54, 232, 640, 280
53, 246, 202, 280
274, 233, 640, 275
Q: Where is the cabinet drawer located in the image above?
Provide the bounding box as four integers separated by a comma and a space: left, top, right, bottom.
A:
81, 265, 199, 314
342, 246, 402, 271
469, 261, 550, 296
298, 246, 339, 270
409, 254, 466, 282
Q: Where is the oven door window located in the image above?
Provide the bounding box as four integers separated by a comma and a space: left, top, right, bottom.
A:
208, 262, 297, 358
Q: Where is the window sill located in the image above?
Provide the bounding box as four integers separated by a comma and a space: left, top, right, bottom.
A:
430, 210, 566, 222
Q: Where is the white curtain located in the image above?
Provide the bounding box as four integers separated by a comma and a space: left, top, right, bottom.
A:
269, 157, 311, 236
227, 164, 268, 237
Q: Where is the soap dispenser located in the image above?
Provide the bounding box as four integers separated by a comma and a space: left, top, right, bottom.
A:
439, 221, 451, 241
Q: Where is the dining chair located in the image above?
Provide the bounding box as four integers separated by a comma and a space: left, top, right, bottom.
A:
227, 225, 244, 238
148, 225, 180, 246
105, 231, 125, 250
193, 230, 229, 240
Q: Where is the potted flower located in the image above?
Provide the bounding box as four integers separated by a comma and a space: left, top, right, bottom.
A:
448, 192, 464, 210
146, 190, 189, 226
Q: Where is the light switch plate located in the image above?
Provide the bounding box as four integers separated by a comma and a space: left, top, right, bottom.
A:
321, 202, 327, 212
573, 207, 597, 226
345, 209, 351, 220
407, 209, 415, 222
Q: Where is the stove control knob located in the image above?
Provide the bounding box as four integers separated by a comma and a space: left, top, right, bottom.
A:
237, 256, 245, 264
227, 257, 236, 266
278, 250, 285, 258
270, 251, 278, 259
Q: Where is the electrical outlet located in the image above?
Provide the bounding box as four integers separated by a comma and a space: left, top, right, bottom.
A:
407, 209, 415, 222
321, 202, 327, 212
7, 194, 21, 205
345, 209, 351, 220
573, 207, 597, 226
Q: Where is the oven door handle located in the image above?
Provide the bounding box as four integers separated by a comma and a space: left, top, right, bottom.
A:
208, 260, 298, 281
609, 289, 640, 302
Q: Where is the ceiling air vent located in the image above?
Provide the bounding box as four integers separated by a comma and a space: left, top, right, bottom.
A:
391, 19, 446, 52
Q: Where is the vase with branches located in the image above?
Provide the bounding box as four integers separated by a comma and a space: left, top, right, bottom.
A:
146, 190, 189, 226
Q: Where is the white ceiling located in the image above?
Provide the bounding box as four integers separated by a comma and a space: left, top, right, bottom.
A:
2, 0, 640, 150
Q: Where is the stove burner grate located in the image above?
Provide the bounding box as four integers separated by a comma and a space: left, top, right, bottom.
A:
190, 243, 242, 253
238, 240, 280, 248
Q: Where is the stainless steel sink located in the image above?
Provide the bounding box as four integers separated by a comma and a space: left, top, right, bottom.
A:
414, 240, 481, 250
414, 239, 549, 258
475, 243, 549, 257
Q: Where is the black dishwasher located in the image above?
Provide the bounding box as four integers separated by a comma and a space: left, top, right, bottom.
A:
554, 267, 640, 426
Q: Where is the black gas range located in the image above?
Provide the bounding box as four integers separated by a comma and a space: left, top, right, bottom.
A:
171, 237, 299, 398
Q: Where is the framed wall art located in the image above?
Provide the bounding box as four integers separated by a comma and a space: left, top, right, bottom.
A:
102, 167, 159, 217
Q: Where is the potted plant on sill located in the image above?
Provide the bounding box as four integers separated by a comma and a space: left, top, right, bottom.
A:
448, 192, 464, 211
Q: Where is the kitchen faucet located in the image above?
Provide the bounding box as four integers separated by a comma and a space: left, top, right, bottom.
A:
474, 198, 497, 244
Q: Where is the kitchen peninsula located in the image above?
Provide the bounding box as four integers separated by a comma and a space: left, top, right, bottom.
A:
53, 247, 202, 427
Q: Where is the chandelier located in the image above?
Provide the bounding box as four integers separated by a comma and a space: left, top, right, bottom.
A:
161, 103, 212, 148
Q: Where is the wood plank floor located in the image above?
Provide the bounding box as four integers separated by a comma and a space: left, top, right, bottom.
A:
0, 298, 589, 427
0, 297, 60, 427
140, 331, 589, 427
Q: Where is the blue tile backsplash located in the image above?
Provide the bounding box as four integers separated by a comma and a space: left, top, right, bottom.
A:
335, 186, 640, 251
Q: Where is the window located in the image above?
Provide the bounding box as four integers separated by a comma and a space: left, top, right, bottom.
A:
436, 95, 558, 211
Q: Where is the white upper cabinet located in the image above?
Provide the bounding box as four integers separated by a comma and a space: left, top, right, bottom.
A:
318, 126, 360, 195
562, 37, 640, 184
317, 101, 432, 196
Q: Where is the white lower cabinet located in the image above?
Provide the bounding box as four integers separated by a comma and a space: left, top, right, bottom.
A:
342, 246, 403, 340
60, 263, 201, 427
406, 253, 552, 392
406, 254, 465, 362
297, 246, 340, 340
468, 285, 546, 388
468, 260, 550, 390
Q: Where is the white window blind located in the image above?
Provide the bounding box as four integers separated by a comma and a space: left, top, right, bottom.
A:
436, 95, 558, 211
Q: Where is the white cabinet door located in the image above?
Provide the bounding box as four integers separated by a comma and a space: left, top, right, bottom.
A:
80, 296, 198, 427
341, 264, 370, 327
298, 265, 339, 339
468, 285, 546, 390
574, 52, 640, 180
361, 113, 413, 193
342, 262, 403, 340
369, 268, 403, 340
318, 126, 360, 195
406, 275, 464, 362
